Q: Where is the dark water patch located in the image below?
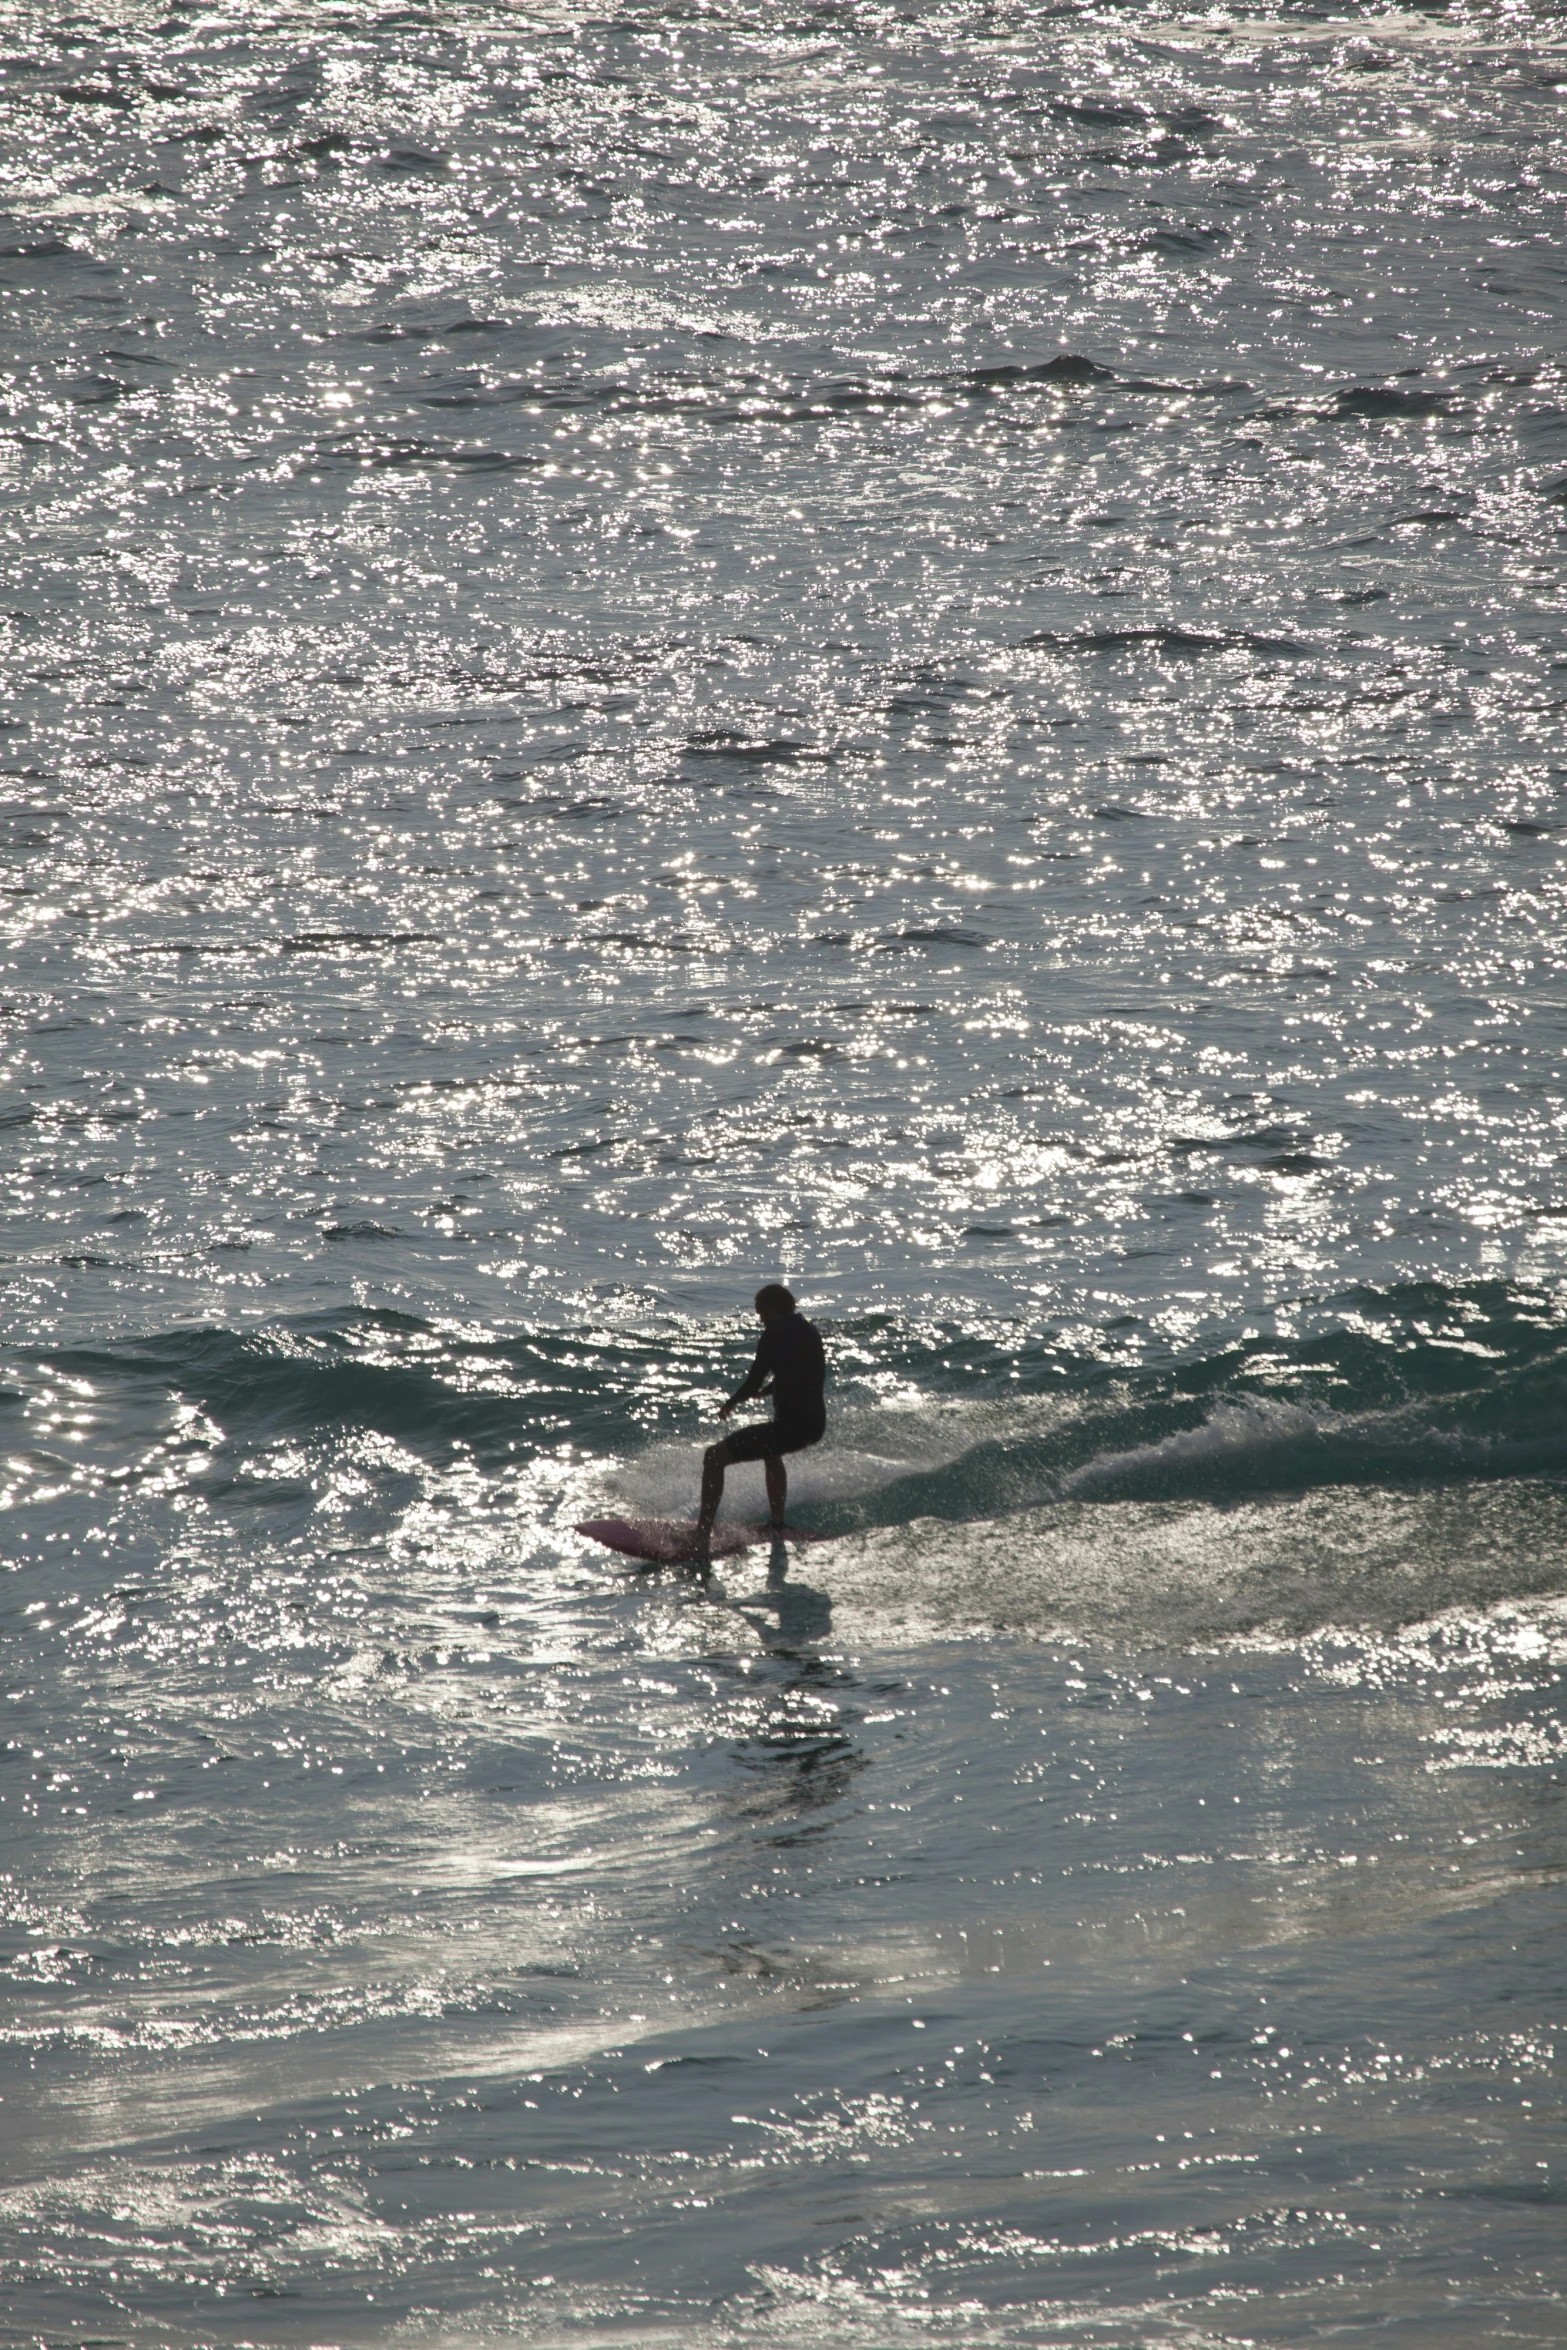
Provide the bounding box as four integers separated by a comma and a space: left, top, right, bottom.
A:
462, 355, 1124, 433
581, 931, 704, 955
52, 83, 138, 111
497, 793, 622, 821
803, 376, 929, 416
1023, 626, 1311, 658
281, 930, 436, 953
62, 375, 128, 406
1136, 225, 1229, 259
202, 1473, 313, 1507
381, 145, 449, 175
768, 1038, 846, 1060
127, 938, 253, 957
681, 734, 829, 766
956, 353, 1116, 392
884, 925, 989, 949
1170, 1123, 1313, 1159
1331, 384, 1454, 419
1051, 100, 1148, 129
302, 436, 542, 474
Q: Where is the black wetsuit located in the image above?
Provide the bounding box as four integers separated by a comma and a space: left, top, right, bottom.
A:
723, 1313, 827, 1461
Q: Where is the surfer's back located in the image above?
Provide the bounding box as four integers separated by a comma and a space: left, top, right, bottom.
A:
759, 1312, 826, 1433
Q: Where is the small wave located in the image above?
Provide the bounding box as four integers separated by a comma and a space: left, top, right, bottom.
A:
15, 1281, 1567, 1533
23, 1310, 678, 1464
1061, 1396, 1329, 1497
1050, 1379, 1544, 1503
776, 1282, 1567, 1535
957, 352, 1115, 389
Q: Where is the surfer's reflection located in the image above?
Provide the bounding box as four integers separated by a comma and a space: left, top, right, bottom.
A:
730, 1538, 834, 1652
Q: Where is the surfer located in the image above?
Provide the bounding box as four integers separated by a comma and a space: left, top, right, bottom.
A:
696, 1284, 826, 1548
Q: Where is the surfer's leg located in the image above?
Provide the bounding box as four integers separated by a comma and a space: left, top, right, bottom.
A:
764, 1453, 786, 1529
697, 1438, 731, 1538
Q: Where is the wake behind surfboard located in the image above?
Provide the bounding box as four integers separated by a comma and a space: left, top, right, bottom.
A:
576, 1516, 821, 1566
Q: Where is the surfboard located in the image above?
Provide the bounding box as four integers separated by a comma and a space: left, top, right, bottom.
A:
576, 1516, 820, 1565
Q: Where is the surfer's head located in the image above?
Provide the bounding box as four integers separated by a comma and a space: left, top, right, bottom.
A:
754, 1283, 795, 1321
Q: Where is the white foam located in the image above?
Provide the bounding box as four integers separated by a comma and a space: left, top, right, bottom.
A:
1060, 1396, 1326, 1496
606, 1438, 941, 1519
604, 1394, 1086, 1522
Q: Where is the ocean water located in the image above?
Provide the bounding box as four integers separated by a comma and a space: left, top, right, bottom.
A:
3, 0, 1566, 2342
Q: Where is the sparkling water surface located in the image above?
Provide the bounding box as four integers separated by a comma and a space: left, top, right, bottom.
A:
2, 0, 1566, 2343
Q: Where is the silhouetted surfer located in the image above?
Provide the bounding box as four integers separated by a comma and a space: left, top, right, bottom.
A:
696, 1285, 826, 1547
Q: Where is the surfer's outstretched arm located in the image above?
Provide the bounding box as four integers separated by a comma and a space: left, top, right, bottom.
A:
721, 1331, 776, 1421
